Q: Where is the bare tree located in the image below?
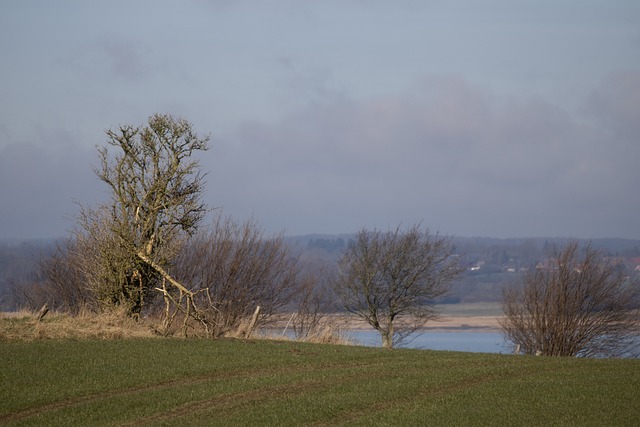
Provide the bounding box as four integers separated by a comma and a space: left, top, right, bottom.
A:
501, 241, 639, 357
333, 224, 463, 349
290, 264, 336, 341
170, 215, 301, 337
37, 237, 96, 313
11, 238, 94, 314
84, 113, 209, 316
10, 274, 49, 313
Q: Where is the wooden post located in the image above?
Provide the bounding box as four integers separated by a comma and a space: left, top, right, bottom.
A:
36, 303, 49, 321
245, 306, 261, 339
282, 313, 296, 338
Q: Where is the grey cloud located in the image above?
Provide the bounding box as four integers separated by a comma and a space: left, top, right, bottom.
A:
62, 37, 155, 83
99, 39, 153, 81
0, 138, 103, 239
1, 72, 636, 240
207, 75, 640, 238
584, 70, 640, 140
276, 56, 343, 103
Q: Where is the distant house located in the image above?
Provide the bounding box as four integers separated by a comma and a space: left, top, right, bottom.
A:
470, 261, 484, 271
536, 260, 553, 270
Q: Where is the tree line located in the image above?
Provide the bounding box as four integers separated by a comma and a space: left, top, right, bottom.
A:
10, 114, 640, 355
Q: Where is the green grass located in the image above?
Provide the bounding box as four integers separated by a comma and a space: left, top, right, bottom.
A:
1, 338, 639, 426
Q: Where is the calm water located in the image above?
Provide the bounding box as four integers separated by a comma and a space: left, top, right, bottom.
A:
344, 330, 509, 353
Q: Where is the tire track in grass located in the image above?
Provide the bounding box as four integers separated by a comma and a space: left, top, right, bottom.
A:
308, 363, 562, 426
0, 358, 389, 424
123, 365, 404, 426
135, 358, 502, 425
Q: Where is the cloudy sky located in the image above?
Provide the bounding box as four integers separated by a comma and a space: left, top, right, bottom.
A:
1, 1, 639, 240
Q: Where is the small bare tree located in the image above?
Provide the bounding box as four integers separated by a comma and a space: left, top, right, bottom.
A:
501, 241, 639, 357
12, 238, 95, 314
37, 237, 96, 313
170, 215, 301, 337
334, 224, 463, 349
290, 265, 336, 341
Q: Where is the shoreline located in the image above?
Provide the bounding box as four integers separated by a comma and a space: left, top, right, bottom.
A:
279, 314, 504, 333
422, 315, 503, 332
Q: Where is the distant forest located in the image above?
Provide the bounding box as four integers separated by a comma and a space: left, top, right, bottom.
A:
2, 235, 640, 310
289, 235, 640, 305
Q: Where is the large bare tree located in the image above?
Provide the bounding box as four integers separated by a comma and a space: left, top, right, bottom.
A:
85, 113, 210, 316
501, 241, 639, 357
334, 224, 463, 348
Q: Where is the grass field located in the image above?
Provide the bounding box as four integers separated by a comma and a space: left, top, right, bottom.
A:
2, 338, 639, 426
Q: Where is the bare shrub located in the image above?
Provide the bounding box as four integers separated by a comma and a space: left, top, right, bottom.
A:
501, 241, 640, 357
24, 237, 99, 314
288, 264, 337, 340
170, 215, 301, 338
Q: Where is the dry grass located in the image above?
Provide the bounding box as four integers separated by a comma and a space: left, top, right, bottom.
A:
0, 309, 353, 344
301, 324, 355, 345
0, 308, 159, 341
0, 307, 502, 343
256, 328, 355, 346
258, 315, 356, 346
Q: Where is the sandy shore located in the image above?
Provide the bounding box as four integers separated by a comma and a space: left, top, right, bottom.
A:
423, 315, 503, 331
301, 314, 504, 332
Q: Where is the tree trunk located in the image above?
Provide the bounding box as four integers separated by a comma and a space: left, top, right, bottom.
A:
381, 328, 393, 349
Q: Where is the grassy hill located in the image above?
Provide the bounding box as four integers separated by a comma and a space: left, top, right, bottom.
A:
2, 337, 638, 426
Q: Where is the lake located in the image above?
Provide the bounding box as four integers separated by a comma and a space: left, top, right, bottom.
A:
344, 330, 509, 354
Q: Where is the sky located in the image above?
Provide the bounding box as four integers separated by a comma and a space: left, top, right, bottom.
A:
1, 1, 639, 240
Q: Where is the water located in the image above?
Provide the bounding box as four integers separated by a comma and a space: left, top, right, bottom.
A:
344, 330, 509, 354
